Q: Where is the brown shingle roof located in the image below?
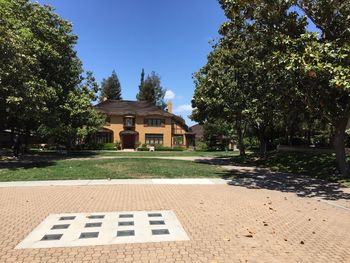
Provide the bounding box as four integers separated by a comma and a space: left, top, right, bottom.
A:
190, 124, 204, 139
94, 100, 187, 128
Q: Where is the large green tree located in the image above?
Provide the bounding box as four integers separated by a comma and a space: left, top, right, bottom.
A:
99, 70, 122, 101
0, 0, 103, 147
193, 0, 306, 156
136, 71, 166, 109
193, 0, 350, 175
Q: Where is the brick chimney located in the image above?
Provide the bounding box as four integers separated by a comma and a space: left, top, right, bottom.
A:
167, 100, 173, 113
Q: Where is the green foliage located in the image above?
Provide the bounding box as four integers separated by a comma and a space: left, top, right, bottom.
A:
100, 70, 122, 101
137, 147, 149, 151
0, 0, 104, 148
115, 140, 121, 150
155, 146, 184, 151
193, 0, 350, 175
194, 141, 208, 151
136, 71, 166, 109
83, 143, 116, 150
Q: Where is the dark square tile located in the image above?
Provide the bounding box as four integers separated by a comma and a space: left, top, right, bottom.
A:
41, 234, 63, 241
117, 230, 135, 237
152, 229, 170, 235
51, 224, 70, 230
85, 222, 102, 228
119, 214, 133, 218
148, 213, 162, 217
149, 220, 165, 225
118, 221, 134, 226
79, 232, 99, 239
59, 216, 75, 221
87, 215, 105, 219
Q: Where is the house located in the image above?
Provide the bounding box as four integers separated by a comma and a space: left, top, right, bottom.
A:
93, 100, 195, 149
189, 124, 234, 150
189, 124, 204, 145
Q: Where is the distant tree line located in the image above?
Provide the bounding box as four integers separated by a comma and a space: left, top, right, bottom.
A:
192, 0, 350, 177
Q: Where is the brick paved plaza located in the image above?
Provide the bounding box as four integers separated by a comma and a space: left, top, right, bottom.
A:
0, 183, 349, 263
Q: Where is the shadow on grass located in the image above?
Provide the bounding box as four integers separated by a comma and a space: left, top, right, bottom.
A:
0, 161, 56, 171
0, 151, 99, 171
194, 153, 350, 201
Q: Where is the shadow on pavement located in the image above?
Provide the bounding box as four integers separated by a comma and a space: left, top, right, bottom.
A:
225, 169, 350, 201
194, 157, 350, 201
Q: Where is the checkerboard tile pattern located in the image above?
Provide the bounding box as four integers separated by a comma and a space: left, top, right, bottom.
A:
16, 210, 189, 249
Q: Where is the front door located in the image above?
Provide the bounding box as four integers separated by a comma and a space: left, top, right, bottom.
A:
123, 134, 135, 149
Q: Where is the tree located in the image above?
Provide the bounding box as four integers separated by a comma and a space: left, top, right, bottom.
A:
194, 0, 350, 175
0, 0, 104, 148
99, 70, 122, 101
192, 1, 306, 156
139, 68, 145, 92
38, 71, 105, 148
136, 71, 166, 109
274, 1, 350, 176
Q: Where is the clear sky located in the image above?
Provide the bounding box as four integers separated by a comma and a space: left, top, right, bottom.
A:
38, 0, 227, 126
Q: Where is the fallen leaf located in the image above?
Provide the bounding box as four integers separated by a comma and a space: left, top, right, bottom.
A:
247, 228, 256, 235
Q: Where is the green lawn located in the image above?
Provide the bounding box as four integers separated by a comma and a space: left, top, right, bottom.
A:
229, 151, 350, 187
28, 149, 238, 158
0, 158, 225, 181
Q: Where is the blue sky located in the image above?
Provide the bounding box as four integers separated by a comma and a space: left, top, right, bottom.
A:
38, 0, 227, 126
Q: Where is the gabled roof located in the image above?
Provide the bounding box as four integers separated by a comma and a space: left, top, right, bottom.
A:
94, 100, 187, 128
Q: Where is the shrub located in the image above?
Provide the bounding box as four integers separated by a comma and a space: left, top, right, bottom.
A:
115, 140, 121, 150
155, 145, 184, 151
195, 141, 208, 151
84, 143, 116, 150
102, 143, 117, 150
137, 147, 149, 151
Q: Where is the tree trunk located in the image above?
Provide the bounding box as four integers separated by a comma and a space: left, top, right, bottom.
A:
285, 125, 289, 145
237, 127, 245, 156
259, 130, 267, 158
333, 117, 350, 177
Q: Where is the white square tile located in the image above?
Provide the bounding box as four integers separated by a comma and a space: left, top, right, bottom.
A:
16, 210, 189, 249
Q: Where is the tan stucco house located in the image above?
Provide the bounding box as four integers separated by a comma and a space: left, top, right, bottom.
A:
93, 100, 194, 149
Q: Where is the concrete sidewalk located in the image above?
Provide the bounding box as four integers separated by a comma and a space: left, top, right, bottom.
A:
0, 178, 227, 188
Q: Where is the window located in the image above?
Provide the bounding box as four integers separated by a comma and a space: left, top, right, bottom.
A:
124, 117, 135, 127
145, 134, 164, 145
173, 135, 183, 145
144, 119, 165, 127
